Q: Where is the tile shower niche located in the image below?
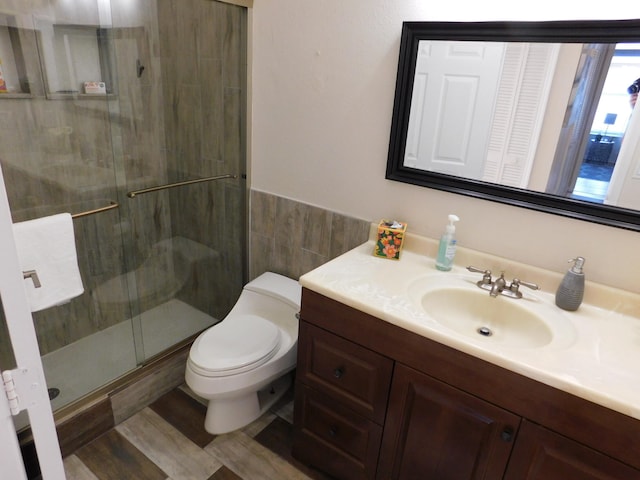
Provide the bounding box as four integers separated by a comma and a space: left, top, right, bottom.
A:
0, 14, 33, 98
0, 12, 115, 100
36, 20, 116, 99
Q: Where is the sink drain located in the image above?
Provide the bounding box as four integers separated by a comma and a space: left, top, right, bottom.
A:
477, 326, 493, 337
48, 388, 60, 400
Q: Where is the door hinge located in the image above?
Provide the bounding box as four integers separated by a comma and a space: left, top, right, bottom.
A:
2, 368, 42, 416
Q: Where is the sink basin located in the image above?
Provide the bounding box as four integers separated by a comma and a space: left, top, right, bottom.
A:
408, 276, 577, 349
421, 287, 552, 348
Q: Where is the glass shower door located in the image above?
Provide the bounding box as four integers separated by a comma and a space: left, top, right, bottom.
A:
0, 0, 139, 420
0, 0, 247, 429
112, 0, 248, 363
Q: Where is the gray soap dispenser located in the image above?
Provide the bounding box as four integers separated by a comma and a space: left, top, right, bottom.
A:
555, 257, 585, 311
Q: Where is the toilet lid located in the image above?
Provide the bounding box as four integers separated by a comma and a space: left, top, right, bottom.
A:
189, 314, 281, 376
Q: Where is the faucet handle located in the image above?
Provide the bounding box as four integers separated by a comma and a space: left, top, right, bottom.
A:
505, 278, 540, 298
467, 266, 493, 287
511, 278, 540, 291
467, 266, 489, 275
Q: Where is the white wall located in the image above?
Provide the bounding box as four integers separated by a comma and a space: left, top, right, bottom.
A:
250, 0, 640, 292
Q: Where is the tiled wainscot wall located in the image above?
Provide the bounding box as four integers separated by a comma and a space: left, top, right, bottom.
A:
249, 190, 371, 281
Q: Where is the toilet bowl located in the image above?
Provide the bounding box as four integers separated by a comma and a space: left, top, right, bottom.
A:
185, 272, 301, 434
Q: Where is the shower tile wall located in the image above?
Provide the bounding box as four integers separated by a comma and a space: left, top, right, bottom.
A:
158, 0, 247, 320
249, 190, 371, 281
0, 0, 247, 377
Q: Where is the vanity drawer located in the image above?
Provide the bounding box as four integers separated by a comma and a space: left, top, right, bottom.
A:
293, 384, 383, 480
297, 321, 393, 424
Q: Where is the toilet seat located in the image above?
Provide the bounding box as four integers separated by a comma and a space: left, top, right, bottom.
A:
189, 314, 282, 377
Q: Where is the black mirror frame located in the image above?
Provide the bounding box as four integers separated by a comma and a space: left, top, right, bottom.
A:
386, 20, 640, 232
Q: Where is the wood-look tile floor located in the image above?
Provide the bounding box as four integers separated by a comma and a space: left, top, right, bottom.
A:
63, 386, 333, 480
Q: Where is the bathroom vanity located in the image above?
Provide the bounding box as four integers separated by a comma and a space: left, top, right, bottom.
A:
291, 234, 640, 479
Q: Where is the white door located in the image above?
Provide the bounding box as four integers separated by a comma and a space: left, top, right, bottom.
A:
0, 389, 27, 479
606, 101, 640, 208
404, 40, 505, 178
0, 163, 66, 479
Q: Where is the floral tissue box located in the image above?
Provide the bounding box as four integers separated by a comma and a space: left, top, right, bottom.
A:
374, 220, 407, 260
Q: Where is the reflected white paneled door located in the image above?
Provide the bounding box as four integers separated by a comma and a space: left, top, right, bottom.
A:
404, 40, 504, 178
0, 162, 66, 479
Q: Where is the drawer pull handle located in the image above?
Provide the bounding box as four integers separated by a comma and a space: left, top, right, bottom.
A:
333, 367, 344, 379
500, 427, 514, 442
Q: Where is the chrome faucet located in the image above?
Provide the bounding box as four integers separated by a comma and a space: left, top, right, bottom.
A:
489, 273, 506, 297
467, 266, 540, 299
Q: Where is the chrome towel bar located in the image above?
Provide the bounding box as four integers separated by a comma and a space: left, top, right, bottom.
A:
127, 173, 237, 198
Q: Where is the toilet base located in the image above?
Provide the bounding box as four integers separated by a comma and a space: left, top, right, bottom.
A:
203, 373, 292, 434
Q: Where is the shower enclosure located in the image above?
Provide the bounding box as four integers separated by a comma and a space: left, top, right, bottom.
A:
0, 0, 247, 425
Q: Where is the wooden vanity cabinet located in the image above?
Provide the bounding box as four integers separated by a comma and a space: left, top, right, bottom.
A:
292, 288, 640, 480
377, 364, 520, 479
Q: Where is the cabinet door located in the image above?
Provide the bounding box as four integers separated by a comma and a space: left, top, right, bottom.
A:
505, 420, 640, 480
377, 364, 520, 480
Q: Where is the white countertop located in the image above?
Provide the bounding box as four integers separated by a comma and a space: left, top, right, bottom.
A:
299, 232, 640, 421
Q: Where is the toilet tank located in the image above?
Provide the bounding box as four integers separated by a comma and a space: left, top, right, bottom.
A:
243, 272, 301, 310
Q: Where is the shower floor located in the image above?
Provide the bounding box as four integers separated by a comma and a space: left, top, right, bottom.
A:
14, 299, 216, 431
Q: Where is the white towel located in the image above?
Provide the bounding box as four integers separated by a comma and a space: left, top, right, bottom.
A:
12, 213, 84, 312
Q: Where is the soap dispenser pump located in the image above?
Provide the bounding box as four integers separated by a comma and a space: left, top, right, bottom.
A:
435, 214, 460, 271
555, 257, 585, 311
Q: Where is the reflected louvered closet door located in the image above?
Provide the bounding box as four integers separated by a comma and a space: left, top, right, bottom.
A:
484, 43, 559, 187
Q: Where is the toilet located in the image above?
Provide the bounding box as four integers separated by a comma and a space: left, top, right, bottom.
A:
185, 272, 301, 434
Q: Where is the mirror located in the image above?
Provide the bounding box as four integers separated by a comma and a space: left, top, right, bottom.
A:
386, 20, 640, 231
